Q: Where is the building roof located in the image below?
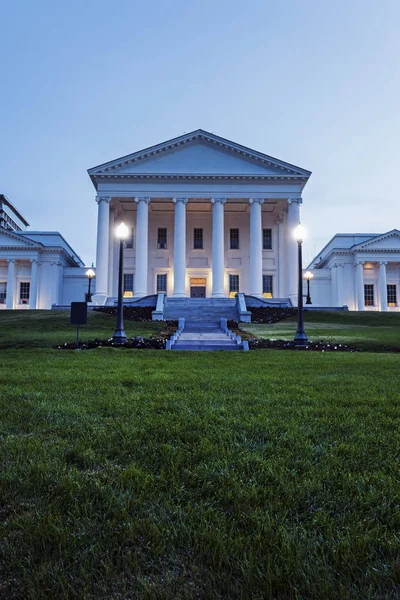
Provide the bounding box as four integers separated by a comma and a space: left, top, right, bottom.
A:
0, 194, 30, 227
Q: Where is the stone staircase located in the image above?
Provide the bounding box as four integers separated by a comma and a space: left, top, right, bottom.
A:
172, 322, 240, 351
164, 298, 238, 322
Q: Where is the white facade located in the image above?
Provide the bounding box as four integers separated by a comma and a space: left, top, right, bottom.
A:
0, 213, 85, 310
309, 231, 400, 311
88, 129, 311, 305
2, 130, 400, 313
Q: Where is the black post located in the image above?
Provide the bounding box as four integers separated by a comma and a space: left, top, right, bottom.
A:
294, 240, 308, 346
112, 239, 127, 345
306, 278, 312, 305
87, 277, 92, 302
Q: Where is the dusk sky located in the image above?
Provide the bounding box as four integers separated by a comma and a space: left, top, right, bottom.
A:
1, 0, 399, 266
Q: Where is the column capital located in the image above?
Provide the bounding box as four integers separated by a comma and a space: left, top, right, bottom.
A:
172, 197, 188, 204
95, 195, 111, 204
135, 196, 150, 204
275, 217, 283, 225
379, 261, 388, 266
211, 197, 226, 205
355, 261, 365, 267
7, 259, 15, 264
30, 259, 39, 265
249, 197, 264, 205
288, 197, 303, 205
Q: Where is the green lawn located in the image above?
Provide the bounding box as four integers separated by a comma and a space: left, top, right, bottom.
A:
0, 310, 164, 349
1, 311, 400, 599
243, 310, 400, 351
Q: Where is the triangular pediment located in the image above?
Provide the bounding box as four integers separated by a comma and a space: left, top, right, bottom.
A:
88, 129, 311, 180
0, 228, 43, 249
353, 230, 400, 251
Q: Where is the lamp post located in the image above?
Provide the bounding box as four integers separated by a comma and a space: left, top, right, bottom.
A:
294, 224, 308, 346
304, 271, 314, 305
112, 222, 129, 345
85, 268, 95, 302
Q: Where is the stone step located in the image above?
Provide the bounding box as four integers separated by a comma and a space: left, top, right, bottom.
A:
173, 344, 239, 351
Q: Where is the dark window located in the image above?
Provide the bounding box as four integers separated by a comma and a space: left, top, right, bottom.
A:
194, 228, 203, 249
229, 274, 239, 296
387, 284, 397, 307
230, 228, 239, 250
157, 274, 167, 293
125, 228, 134, 249
20, 282, 30, 304
157, 228, 167, 250
263, 275, 273, 297
123, 274, 134, 297
263, 228, 272, 250
364, 284, 374, 306
0, 282, 6, 304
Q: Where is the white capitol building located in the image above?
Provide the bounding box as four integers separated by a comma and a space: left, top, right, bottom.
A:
1, 130, 399, 314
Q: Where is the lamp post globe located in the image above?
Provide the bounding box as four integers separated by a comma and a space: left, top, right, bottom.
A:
304, 271, 314, 305
85, 268, 95, 302
293, 224, 308, 347
112, 222, 130, 345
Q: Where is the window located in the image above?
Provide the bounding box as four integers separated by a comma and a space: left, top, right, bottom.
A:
125, 228, 134, 249
157, 274, 167, 293
0, 282, 6, 304
263, 228, 272, 250
263, 275, 273, 298
123, 273, 134, 298
230, 228, 239, 250
157, 228, 167, 250
229, 274, 239, 298
19, 282, 30, 304
364, 284, 374, 307
194, 228, 203, 249
387, 284, 397, 307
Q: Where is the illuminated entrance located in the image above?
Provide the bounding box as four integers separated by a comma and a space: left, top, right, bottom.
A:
190, 277, 206, 298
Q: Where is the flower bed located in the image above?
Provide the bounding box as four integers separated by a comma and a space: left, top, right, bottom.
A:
93, 305, 154, 321
56, 321, 178, 350
247, 306, 297, 324
247, 338, 359, 352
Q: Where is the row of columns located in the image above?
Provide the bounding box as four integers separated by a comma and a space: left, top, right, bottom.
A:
5, 259, 38, 309
94, 195, 302, 303
355, 260, 389, 311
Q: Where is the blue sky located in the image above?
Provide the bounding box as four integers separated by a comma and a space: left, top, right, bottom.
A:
1, 0, 399, 265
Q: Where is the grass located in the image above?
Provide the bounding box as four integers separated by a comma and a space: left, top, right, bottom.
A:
1, 311, 400, 599
243, 310, 400, 352
0, 310, 164, 349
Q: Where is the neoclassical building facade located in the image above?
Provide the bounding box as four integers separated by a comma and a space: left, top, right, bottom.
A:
88, 129, 311, 306
2, 130, 400, 313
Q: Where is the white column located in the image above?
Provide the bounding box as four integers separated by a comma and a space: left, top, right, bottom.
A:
6, 259, 15, 309
30, 259, 39, 309
172, 197, 188, 297
287, 198, 302, 303
211, 197, 226, 297
108, 206, 115, 297
331, 264, 338, 306
92, 195, 111, 305
336, 263, 344, 306
249, 198, 264, 296
379, 261, 388, 311
356, 261, 365, 311
134, 196, 150, 297
277, 216, 285, 297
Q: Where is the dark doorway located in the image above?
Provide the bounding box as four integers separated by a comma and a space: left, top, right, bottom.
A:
190, 286, 206, 298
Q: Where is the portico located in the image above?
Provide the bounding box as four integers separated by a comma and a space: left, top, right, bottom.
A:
88, 129, 311, 305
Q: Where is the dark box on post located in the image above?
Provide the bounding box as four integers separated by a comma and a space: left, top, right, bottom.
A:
70, 302, 87, 325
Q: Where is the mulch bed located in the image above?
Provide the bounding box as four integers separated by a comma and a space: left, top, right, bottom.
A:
247, 307, 297, 324
93, 306, 154, 321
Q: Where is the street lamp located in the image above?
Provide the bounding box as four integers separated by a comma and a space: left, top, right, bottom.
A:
112, 222, 130, 345
85, 268, 95, 302
304, 271, 314, 305
293, 224, 308, 346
